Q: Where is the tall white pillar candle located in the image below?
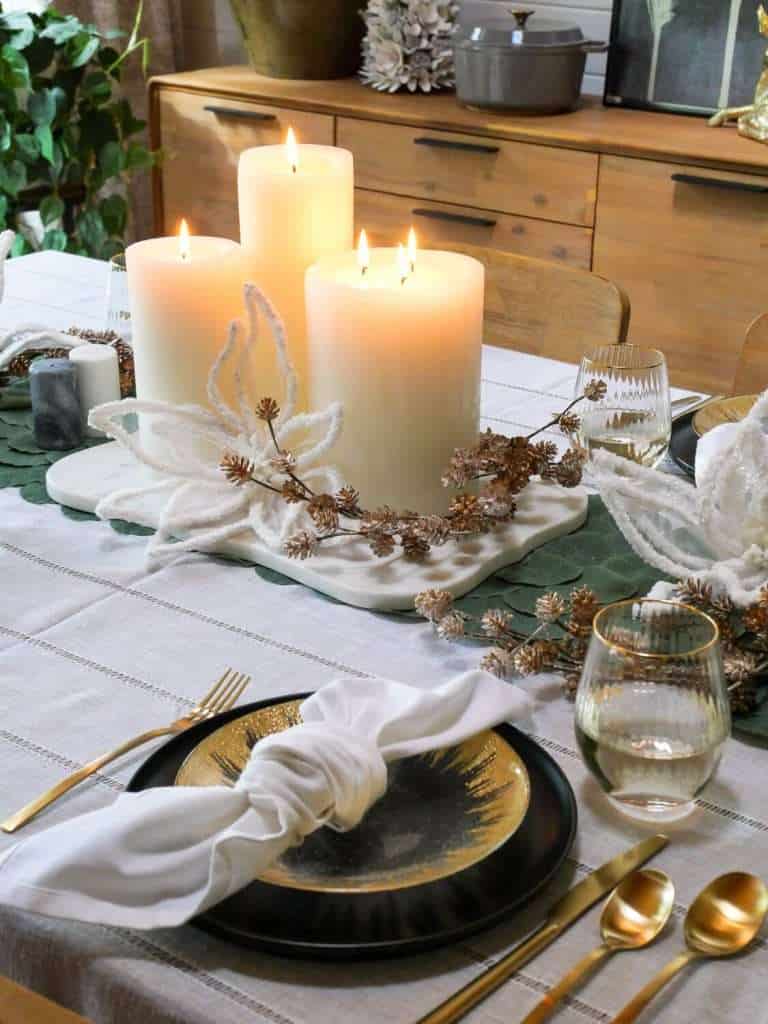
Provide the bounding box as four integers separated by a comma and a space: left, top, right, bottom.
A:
306, 246, 484, 513
69, 343, 121, 437
238, 133, 353, 409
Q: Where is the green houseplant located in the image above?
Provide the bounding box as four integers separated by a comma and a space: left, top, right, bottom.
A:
0, 2, 154, 259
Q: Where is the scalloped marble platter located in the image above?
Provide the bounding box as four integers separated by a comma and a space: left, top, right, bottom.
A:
46, 442, 588, 611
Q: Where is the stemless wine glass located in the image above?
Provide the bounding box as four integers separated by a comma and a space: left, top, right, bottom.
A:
104, 252, 132, 342
575, 345, 671, 466
575, 599, 730, 822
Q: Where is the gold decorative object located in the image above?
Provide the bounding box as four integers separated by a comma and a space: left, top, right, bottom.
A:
709, 5, 768, 143
176, 698, 531, 893
611, 872, 768, 1023
692, 393, 757, 437
521, 869, 675, 1024
414, 835, 669, 1024
0, 669, 251, 834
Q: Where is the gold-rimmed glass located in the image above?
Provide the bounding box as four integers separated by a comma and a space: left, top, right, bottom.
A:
575, 345, 671, 466
574, 599, 730, 822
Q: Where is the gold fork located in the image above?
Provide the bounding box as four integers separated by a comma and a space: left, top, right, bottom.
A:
1, 668, 251, 834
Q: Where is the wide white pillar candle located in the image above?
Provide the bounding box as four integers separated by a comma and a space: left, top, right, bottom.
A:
238, 134, 353, 409
69, 343, 121, 437
306, 247, 484, 513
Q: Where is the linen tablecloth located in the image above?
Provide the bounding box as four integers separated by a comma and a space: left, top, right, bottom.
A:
1, 252, 766, 1024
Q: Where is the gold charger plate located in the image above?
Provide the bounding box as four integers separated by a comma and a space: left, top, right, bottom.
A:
692, 394, 757, 437
175, 698, 531, 894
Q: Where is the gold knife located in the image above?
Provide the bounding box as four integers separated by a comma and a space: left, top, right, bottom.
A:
414, 834, 669, 1024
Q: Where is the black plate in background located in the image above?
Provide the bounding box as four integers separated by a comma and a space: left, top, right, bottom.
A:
127, 694, 577, 960
669, 409, 697, 480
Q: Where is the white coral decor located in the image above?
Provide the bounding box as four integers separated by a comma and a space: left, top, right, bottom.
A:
360, 0, 460, 93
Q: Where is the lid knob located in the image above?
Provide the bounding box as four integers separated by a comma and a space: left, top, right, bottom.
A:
509, 8, 535, 28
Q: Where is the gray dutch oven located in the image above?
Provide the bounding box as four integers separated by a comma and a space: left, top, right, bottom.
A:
454, 8, 608, 114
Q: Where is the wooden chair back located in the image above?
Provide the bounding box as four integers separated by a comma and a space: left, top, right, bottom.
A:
440, 242, 630, 362
0, 976, 91, 1023
732, 312, 768, 394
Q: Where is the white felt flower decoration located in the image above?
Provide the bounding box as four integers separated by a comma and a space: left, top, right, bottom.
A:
590, 389, 768, 605
89, 284, 343, 568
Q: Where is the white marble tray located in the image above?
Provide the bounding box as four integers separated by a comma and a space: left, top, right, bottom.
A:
46, 442, 588, 611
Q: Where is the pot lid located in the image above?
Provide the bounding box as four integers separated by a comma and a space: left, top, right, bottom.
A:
457, 8, 586, 49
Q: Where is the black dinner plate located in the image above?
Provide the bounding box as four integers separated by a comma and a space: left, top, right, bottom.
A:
669, 409, 698, 479
127, 693, 577, 960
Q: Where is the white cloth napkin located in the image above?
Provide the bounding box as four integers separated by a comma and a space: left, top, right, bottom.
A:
694, 420, 739, 485
0, 672, 530, 929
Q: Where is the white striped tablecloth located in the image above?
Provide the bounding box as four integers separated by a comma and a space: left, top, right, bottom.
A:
1, 252, 765, 1024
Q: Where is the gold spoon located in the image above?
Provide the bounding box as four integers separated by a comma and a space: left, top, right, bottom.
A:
611, 872, 768, 1023
520, 869, 675, 1024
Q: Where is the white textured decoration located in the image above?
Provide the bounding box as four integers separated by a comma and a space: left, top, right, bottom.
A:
591, 389, 768, 607
46, 281, 588, 610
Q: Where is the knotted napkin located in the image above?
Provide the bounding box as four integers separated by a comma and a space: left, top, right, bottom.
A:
0, 672, 530, 929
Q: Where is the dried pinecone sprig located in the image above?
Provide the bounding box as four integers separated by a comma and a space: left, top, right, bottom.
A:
224, 384, 603, 564
220, 452, 255, 486
583, 379, 607, 401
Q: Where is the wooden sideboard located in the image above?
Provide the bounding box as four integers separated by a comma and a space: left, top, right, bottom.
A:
149, 68, 768, 393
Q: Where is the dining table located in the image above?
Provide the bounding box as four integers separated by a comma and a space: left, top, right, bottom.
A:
0, 250, 766, 1024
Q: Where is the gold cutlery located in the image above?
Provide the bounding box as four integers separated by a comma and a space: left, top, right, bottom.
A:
611, 872, 768, 1023
1, 667, 251, 834
520, 869, 674, 1024
413, 834, 669, 1024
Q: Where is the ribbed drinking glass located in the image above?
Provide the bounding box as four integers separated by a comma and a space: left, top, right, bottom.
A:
575, 599, 730, 822
104, 253, 132, 342
575, 345, 671, 466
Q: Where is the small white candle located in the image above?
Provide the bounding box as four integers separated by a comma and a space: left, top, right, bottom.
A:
238, 130, 353, 408
69, 344, 121, 437
306, 237, 484, 513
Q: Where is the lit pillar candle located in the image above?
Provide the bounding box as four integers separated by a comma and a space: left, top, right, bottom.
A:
238, 129, 353, 408
126, 222, 246, 452
306, 234, 484, 513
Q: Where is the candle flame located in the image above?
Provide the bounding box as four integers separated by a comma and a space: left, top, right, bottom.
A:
286, 126, 299, 173
407, 226, 417, 273
358, 229, 370, 276
178, 219, 191, 262
397, 243, 410, 285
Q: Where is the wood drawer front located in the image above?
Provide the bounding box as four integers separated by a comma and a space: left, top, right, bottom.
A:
339, 117, 598, 227
356, 188, 592, 268
156, 88, 334, 238
593, 156, 768, 393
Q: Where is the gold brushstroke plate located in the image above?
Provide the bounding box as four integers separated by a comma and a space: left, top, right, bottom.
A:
692, 394, 757, 437
175, 698, 531, 894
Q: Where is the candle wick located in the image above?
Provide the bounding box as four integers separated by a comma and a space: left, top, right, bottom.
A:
361, 266, 367, 278
409, 261, 415, 275
291, 163, 297, 174
400, 274, 408, 286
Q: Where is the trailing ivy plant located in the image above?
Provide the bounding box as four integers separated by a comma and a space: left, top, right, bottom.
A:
0, 1, 155, 259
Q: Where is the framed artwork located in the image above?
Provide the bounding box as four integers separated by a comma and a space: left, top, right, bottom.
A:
604, 1, 767, 116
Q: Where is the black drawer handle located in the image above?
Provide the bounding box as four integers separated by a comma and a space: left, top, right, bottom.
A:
671, 172, 768, 194
204, 105, 277, 123
413, 136, 500, 155
412, 207, 497, 228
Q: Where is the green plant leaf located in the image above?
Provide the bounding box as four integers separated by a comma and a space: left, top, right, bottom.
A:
99, 192, 127, 235
81, 69, 111, 105
23, 35, 55, 75
67, 30, 100, 69
0, 193, 7, 228
0, 158, 27, 197
76, 207, 107, 255
0, 114, 10, 153
28, 87, 56, 126
34, 122, 54, 163
0, 12, 34, 33
40, 15, 82, 45
42, 228, 67, 251
112, 97, 145, 137
99, 139, 124, 180
15, 132, 39, 163
40, 193, 64, 225
79, 106, 118, 154
10, 233, 32, 257
0, 43, 30, 88
124, 142, 154, 171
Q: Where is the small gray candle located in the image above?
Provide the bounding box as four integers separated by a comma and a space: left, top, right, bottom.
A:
30, 358, 83, 450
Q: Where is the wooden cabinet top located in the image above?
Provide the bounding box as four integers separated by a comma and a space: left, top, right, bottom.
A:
151, 66, 768, 176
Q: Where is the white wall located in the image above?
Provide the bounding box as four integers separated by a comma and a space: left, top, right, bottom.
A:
179, 0, 614, 98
